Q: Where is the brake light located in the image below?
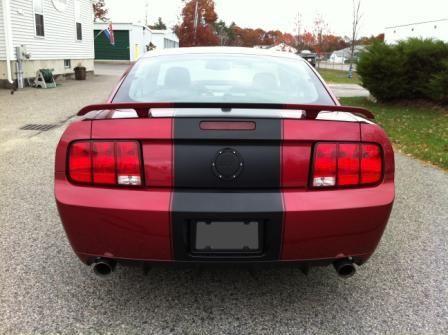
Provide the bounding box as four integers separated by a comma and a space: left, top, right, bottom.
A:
68, 142, 92, 183
92, 142, 116, 185
361, 144, 382, 184
68, 141, 142, 186
116, 142, 142, 186
312, 142, 382, 188
312, 143, 337, 187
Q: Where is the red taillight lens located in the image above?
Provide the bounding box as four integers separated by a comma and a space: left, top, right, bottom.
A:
92, 142, 116, 185
312, 142, 382, 188
312, 143, 337, 187
69, 142, 92, 183
361, 144, 382, 184
337, 143, 360, 186
68, 141, 142, 186
116, 142, 142, 186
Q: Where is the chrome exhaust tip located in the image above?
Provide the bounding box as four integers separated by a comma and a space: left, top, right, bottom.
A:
333, 259, 356, 278
92, 259, 116, 277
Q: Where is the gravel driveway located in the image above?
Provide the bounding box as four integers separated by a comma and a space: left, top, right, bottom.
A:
0, 74, 447, 334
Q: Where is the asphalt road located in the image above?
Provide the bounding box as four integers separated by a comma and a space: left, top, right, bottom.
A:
1, 74, 447, 334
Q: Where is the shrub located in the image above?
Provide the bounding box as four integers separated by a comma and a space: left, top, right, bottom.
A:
357, 39, 448, 103
427, 60, 448, 104
357, 41, 406, 101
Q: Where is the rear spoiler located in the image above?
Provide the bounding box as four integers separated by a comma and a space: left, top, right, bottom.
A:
77, 103, 374, 120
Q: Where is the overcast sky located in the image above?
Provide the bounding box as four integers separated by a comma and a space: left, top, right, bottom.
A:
104, 0, 448, 37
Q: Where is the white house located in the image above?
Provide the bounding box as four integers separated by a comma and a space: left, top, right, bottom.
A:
94, 23, 179, 62
329, 45, 367, 64
150, 29, 179, 50
0, 0, 94, 88
385, 19, 448, 44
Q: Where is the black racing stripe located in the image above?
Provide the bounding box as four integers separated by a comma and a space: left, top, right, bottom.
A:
171, 118, 284, 261
174, 118, 281, 141
174, 118, 281, 189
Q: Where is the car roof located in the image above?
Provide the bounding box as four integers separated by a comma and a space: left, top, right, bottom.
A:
141, 46, 305, 61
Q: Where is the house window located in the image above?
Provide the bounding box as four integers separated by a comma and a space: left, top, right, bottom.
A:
64, 59, 71, 68
164, 38, 177, 49
33, 0, 44, 37
76, 22, 82, 40
75, 0, 82, 40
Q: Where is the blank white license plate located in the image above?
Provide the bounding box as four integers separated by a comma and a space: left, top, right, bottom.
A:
194, 221, 260, 251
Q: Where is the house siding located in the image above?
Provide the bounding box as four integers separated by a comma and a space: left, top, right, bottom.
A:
3, 0, 94, 60
0, 0, 6, 59
385, 19, 448, 44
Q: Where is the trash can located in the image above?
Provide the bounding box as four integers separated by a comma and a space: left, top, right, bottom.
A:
74, 66, 86, 80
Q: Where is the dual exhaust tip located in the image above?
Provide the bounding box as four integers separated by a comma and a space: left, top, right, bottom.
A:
92, 258, 356, 278
92, 259, 116, 277
333, 259, 356, 278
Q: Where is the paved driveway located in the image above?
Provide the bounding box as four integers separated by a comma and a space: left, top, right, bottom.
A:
328, 83, 370, 98
0, 75, 447, 334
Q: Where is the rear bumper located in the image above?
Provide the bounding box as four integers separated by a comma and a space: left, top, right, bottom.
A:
55, 174, 394, 265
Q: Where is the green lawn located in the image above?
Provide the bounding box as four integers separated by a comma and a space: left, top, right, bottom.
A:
318, 68, 361, 85
340, 97, 448, 170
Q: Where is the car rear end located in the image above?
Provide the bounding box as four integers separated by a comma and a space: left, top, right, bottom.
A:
54, 48, 394, 277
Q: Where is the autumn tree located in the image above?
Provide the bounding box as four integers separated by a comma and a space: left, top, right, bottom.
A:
321, 34, 349, 53
175, 0, 219, 47
92, 0, 108, 22
312, 14, 329, 53
301, 31, 316, 51
358, 34, 384, 45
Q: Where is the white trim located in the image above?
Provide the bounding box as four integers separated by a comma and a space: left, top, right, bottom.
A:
1, 0, 13, 83
74, 0, 82, 41
32, 0, 45, 38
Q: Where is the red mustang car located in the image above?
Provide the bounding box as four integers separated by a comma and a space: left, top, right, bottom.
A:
55, 47, 394, 278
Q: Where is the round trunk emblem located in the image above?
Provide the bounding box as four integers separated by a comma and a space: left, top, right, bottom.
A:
212, 148, 244, 181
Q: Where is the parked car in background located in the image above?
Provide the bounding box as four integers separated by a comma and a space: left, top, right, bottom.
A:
299, 50, 317, 67
55, 47, 394, 279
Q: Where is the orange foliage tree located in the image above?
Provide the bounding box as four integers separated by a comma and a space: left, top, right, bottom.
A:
175, 0, 219, 47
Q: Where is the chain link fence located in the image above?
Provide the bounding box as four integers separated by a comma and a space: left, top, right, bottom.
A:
314, 52, 358, 72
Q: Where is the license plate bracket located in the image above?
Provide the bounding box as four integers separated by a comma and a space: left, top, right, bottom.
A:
191, 220, 262, 254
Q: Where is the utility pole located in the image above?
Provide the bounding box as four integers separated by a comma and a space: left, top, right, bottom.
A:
348, 0, 362, 78
295, 11, 302, 51
144, 0, 149, 26
193, 0, 199, 46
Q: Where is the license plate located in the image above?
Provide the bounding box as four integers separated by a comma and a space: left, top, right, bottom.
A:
193, 221, 260, 252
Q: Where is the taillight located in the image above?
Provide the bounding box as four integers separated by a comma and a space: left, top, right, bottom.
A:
360, 144, 382, 184
312, 142, 382, 188
312, 143, 337, 187
68, 141, 142, 186
69, 142, 92, 183
116, 142, 142, 186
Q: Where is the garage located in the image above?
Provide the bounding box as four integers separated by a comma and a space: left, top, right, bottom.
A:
94, 22, 179, 62
94, 30, 130, 61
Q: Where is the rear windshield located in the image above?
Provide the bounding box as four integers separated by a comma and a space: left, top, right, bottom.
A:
113, 53, 334, 105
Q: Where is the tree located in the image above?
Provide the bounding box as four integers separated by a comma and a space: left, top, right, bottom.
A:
321, 34, 349, 53
358, 33, 384, 45
312, 14, 329, 54
92, 0, 108, 22
149, 17, 167, 30
301, 31, 316, 50
349, 0, 363, 77
214, 20, 231, 45
175, 0, 219, 47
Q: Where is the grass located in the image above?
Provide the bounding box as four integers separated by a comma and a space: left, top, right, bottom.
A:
318, 68, 361, 85
340, 97, 448, 170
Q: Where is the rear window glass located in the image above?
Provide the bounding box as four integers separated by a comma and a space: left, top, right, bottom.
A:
113, 53, 334, 105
